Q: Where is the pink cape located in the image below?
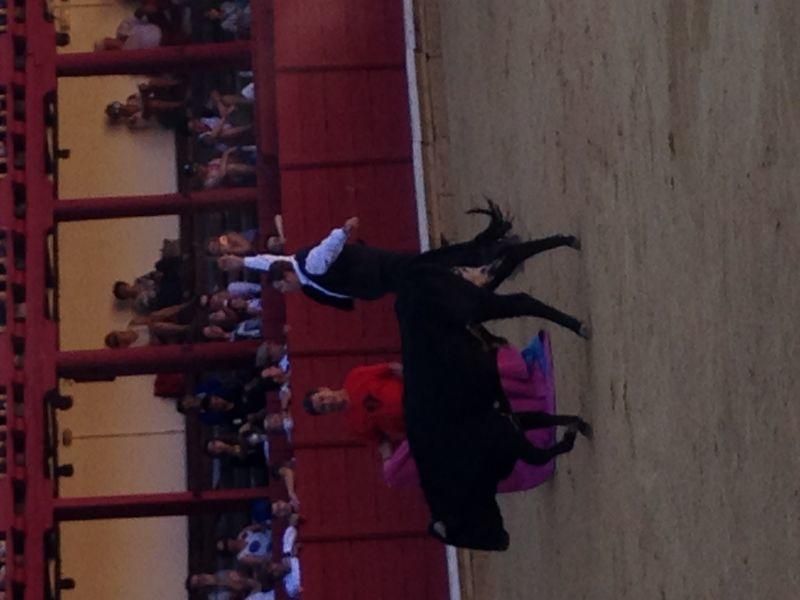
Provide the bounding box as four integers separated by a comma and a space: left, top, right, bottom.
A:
384, 330, 557, 493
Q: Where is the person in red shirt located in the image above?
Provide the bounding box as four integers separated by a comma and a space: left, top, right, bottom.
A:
302, 363, 406, 446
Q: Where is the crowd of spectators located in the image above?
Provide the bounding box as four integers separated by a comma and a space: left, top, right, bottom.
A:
105, 205, 298, 598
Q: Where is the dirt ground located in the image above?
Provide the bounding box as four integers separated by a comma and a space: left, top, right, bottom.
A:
417, 1, 800, 599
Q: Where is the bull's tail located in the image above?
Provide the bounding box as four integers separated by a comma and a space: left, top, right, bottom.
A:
466, 197, 514, 243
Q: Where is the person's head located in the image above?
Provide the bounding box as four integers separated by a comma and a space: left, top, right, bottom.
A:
303, 387, 348, 415
266, 234, 285, 253
271, 500, 292, 519
267, 260, 300, 293
104, 329, 138, 349
55, 32, 71, 47
205, 8, 222, 20
105, 101, 129, 121
186, 573, 216, 591
112, 280, 136, 300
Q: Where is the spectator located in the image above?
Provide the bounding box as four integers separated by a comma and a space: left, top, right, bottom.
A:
105, 79, 186, 130
179, 376, 269, 426
216, 523, 272, 568
205, 0, 252, 39
186, 146, 257, 189
189, 109, 253, 147
112, 255, 185, 314
104, 320, 190, 347
96, 15, 162, 51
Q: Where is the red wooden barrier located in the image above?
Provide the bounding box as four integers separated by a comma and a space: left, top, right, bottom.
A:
54, 188, 259, 221
273, 1, 450, 597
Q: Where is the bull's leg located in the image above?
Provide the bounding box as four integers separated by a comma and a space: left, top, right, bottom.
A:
473, 290, 590, 339
515, 411, 593, 438
487, 235, 579, 291
515, 428, 578, 465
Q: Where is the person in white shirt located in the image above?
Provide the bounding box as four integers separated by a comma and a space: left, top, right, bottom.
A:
217, 204, 570, 312
96, 16, 162, 51
218, 217, 385, 311
217, 524, 272, 568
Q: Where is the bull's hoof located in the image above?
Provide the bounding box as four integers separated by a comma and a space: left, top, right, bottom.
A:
577, 322, 592, 339
577, 419, 593, 439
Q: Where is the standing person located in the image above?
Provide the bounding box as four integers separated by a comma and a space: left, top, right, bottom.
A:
218, 216, 414, 310
96, 15, 162, 50
302, 362, 405, 446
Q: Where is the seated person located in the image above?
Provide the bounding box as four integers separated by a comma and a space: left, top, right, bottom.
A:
105, 78, 186, 129
188, 108, 253, 146
96, 14, 162, 50
227, 282, 263, 317
217, 523, 272, 569
105, 299, 196, 348
205, 0, 252, 39
208, 85, 256, 112
185, 146, 256, 189
112, 255, 185, 314
104, 320, 189, 348
180, 375, 270, 426
205, 434, 266, 469
202, 317, 263, 341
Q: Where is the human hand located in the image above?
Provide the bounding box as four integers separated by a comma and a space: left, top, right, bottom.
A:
343, 217, 359, 235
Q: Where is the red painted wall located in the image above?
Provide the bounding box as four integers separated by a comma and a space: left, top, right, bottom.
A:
273, 1, 449, 598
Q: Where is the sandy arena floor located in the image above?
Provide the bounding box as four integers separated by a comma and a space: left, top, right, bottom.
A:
418, 1, 800, 598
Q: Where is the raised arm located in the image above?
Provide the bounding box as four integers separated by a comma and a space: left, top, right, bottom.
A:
304, 217, 359, 275
276, 463, 300, 510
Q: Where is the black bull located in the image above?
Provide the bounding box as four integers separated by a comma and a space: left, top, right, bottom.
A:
395, 263, 587, 551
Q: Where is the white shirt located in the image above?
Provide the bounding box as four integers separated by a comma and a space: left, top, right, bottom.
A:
282, 525, 298, 556
284, 557, 302, 598
237, 530, 271, 562
129, 324, 151, 347
228, 281, 262, 297
242, 227, 351, 298
118, 18, 162, 49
